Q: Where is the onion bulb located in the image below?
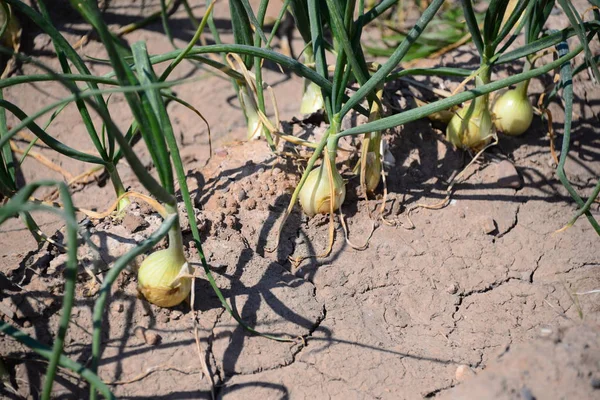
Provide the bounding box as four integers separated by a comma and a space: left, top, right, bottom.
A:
299, 159, 346, 217
446, 95, 494, 151
138, 220, 191, 307
492, 88, 533, 136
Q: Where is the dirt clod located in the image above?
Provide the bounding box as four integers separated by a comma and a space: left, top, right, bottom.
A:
0, 299, 15, 319
236, 189, 247, 202
245, 198, 257, 210
455, 365, 476, 382
1, 3, 598, 398
122, 214, 148, 233
446, 282, 459, 295
481, 216, 497, 234
495, 160, 521, 189
133, 326, 161, 346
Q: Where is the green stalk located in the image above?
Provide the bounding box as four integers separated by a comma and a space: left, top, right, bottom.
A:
335, 44, 584, 138
30, 0, 130, 205
361, 0, 397, 25
386, 66, 473, 81
20, 211, 44, 243
0, 182, 79, 400
0, 73, 119, 89
496, 21, 600, 64
253, 0, 275, 150
339, 0, 445, 118
308, 0, 333, 118
0, 323, 114, 399
107, 164, 131, 211
566, 179, 600, 228
515, 59, 532, 99
553, 40, 600, 233
41, 183, 78, 400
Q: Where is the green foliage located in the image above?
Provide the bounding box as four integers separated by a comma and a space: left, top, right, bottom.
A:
0, 1, 598, 398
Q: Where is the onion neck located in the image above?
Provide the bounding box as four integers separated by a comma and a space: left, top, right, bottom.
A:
164, 203, 185, 260
516, 58, 532, 99
475, 68, 492, 111
302, 45, 315, 65
326, 117, 341, 163
107, 164, 130, 212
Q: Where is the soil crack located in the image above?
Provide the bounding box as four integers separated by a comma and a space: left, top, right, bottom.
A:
498, 204, 520, 238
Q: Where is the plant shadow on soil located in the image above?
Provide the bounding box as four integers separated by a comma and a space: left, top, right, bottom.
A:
3, 57, 600, 398
3, 1, 600, 398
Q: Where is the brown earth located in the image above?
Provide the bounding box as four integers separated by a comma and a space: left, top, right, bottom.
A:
1, 1, 600, 399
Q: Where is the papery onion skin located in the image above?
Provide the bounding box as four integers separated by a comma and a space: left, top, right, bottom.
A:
138, 248, 192, 308
492, 89, 533, 136
364, 152, 382, 193
239, 86, 263, 140
0, 5, 20, 48
300, 81, 325, 115
299, 164, 346, 217
446, 102, 494, 151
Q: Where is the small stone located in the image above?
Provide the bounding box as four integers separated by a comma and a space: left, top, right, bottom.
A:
538, 325, 553, 338
144, 330, 161, 346
496, 160, 521, 189
245, 198, 257, 210
455, 365, 475, 381
236, 189, 247, 202
446, 283, 459, 295
481, 216, 497, 234
134, 326, 146, 342
22, 320, 32, 328
112, 303, 124, 313
122, 214, 148, 233
170, 310, 183, 320
133, 326, 161, 345
591, 377, 600, 389
157, 313, 170, 324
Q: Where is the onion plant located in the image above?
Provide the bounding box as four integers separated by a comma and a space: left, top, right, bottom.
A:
1, 0, 296, 397
0, 1, 599, 398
